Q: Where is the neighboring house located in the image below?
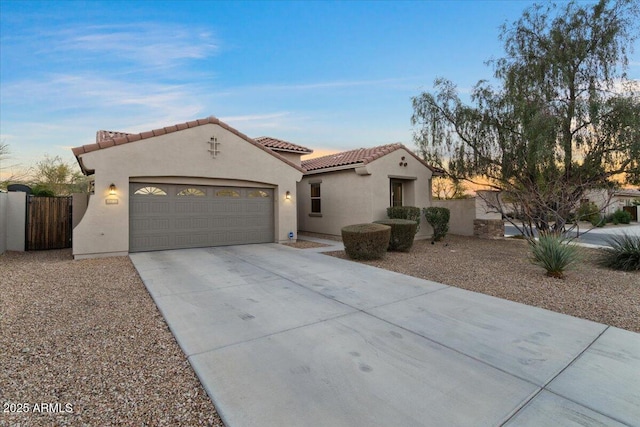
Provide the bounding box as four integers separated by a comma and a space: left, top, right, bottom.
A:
297, 144, 439, 240
71, 116, 438, 259
582, 188, 640, 216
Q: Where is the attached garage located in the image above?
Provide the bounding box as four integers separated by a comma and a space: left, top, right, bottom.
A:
129, 183, 274, 252
71, 117, 304, 259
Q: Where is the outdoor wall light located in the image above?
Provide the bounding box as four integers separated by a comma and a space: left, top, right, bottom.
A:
109, 183, 117, 195
285, 191, 291, 200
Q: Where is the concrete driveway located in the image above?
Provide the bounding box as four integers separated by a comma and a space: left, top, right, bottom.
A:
130, 244, 640, 427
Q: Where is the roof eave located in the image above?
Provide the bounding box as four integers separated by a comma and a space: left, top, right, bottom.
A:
303, 163, 365, 175
270, 147, 314, 155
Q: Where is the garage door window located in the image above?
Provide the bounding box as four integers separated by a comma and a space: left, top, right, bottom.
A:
248, 190, 270, 198
134, 186, 167, 196
216, 189, 240, 197
177, 188, 205, 196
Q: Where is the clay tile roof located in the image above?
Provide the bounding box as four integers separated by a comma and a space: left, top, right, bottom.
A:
72, 116, 305, 175
301, 143, 439, 174
302, 143, 400, 171
254, 136, 313, 154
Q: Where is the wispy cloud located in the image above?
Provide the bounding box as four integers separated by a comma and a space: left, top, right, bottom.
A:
228, 77, 418, 95
2, 73, 205, 118
40, 23, 218, 71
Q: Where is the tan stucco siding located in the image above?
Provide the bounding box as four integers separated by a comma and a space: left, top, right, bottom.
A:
276, 152, 304, 166
298, 170, 373, 236
73, 124, 301, 258
432, 198, 476, 236
297, 148, 434, 238
366, 148, 434, 240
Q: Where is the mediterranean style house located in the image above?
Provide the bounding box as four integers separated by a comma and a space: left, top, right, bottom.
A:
71, 116, 438, 259
298, 144, 438, 240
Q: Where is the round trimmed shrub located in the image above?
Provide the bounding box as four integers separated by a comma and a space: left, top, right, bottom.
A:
387, 206, 421, 232
341, 223, 391, 260
374, 219, 418, 252
423, 207, 450, 242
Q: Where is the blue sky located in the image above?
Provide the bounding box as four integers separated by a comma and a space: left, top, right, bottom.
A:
1, 0, 638, 177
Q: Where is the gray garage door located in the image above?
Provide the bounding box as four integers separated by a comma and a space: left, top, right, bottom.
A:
129, 183, 274, 252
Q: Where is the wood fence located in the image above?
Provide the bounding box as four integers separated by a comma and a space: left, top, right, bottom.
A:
623, 206, 638, 222
26, 196, 73, 250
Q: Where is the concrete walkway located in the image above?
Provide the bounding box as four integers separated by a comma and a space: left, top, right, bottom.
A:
130, 244, 640, 427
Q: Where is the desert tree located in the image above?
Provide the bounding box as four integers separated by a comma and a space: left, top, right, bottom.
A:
432, 176, 469, 200
412, 0, 640, 239
0, 142, 30, 190
32, 154, 88, 195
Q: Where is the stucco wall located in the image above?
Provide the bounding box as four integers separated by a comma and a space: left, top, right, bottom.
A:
433, 193, 503, 237
277, 152, 304, 166
432, 198, 476, 236
475, 191, 502, 220
72, 193, 89, 230
298, 148, 434, 239
6, 192, 26, 251
298, 169, 372, 236
367, 149, 433, 240
73, 123, 302, 258
0, 193, 6, 254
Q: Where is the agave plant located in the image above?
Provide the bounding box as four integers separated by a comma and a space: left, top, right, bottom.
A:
599, 233, 640, 271
529, 233, 581, 279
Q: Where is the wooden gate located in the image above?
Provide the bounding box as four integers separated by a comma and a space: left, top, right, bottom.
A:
26, 196, 73, 250
623, 206, 638, 222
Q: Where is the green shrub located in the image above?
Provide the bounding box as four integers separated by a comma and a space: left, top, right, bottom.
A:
598, 234, 640, 271
31, 184, 55, 197
374, 219, 418, 252
529, 234, 581, 279
423, 207, 450, 242
590, 214, 605, 227
611, 209, 632, 225
576, 202, 599, 222
341, 223, 391, 260
387, 206, 421, 232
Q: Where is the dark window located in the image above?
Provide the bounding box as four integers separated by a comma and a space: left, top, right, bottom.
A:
390, 180, 403, 207
311, 183, 321, 213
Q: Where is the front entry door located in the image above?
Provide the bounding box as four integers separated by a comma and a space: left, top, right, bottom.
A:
390, 180, 403, 207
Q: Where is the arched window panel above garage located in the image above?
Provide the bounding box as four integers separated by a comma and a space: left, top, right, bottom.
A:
216, 189, 240, 197
133, 186, 167, 196
177, 188, 205, 196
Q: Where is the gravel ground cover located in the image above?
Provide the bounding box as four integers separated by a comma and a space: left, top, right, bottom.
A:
297, 231, 342, 242
326, 235, 639, 333
0, 249, 224, 427
281, 240, 332, 249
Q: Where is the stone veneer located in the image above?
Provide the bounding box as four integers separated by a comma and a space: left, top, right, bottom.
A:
474, 219, 505, 239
